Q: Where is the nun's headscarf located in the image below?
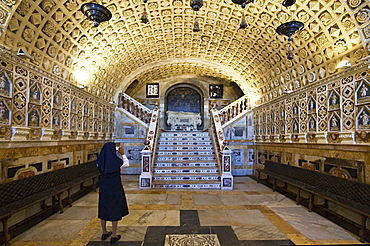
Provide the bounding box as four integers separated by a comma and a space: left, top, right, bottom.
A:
96, 142, 122, 174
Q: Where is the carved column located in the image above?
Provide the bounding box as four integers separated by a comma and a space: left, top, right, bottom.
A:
221, 147, 233, 190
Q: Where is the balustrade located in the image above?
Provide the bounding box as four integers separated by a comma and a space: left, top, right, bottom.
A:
118, 93, 152, 124
218, 95, 251, 125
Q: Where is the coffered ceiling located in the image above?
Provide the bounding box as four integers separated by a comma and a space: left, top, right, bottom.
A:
0, 0, 369, 103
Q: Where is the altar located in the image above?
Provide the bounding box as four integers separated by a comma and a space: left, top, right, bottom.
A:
166, 111, 202, 131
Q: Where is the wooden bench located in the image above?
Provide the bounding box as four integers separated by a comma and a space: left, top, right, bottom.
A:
0, 161, 99, 245
256, 161, 370, 243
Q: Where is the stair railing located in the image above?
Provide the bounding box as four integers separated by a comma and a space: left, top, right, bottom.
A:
118, 92, 152, 124
210, 106, 233, 190
139, 106, 160, 189
217, 95, 251, 126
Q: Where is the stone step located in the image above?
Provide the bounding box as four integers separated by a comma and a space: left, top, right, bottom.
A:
154, 162, 218, 167
153, 175, 220, 181
152, 183, 221, 189
160, 132, 210, 137
156, 151, 215, 156
158, 138, 212, 142
153, 168, 219, 174
155, 156, 217, 161
157, 142, 212, 146
157, 146, 214, 150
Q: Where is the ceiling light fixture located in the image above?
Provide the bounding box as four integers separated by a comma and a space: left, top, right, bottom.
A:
81, 2, 112, 27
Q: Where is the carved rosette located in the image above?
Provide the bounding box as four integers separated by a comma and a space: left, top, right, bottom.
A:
355, 130, 370, 143
327, 132, 341, 143
27, 128, 42, 140
83, 132, 90, 139
279, 135, 286, 142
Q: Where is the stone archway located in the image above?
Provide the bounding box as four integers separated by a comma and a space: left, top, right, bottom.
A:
165, 85, 203, 131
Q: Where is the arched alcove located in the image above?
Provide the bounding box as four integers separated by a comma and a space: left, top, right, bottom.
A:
164, 84, 204, 131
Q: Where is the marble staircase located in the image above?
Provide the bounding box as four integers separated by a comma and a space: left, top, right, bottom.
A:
152, 131, 221, 189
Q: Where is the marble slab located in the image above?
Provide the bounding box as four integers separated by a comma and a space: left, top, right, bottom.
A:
233, 225, 288, 240
198, 210, 273, 226
272, 207, 357, 240
126, 194, 182, 205
118, 210, 180, 226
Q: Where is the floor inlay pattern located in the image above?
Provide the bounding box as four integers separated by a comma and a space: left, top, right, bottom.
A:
10, 176, 364, 246
164, 234, 221, 246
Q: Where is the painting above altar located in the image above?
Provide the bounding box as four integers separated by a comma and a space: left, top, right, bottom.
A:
167, 87, 201, 113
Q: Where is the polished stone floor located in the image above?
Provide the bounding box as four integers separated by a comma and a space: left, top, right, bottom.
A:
10, 176, 365, 246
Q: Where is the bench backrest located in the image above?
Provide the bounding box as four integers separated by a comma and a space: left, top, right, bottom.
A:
264, 161, 320, 186
0, 161, 99, 207
263, 161, 370, 206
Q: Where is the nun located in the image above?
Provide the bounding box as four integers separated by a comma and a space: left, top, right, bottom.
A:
96, 142, 129, 244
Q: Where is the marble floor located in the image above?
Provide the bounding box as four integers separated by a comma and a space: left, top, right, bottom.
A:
9, 176, 366, 246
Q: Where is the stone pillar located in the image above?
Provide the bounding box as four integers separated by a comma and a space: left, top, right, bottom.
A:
139, 148, 152, 189
221, 148, 233, 190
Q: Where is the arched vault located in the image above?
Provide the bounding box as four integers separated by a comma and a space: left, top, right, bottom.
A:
0, 0, 368, 103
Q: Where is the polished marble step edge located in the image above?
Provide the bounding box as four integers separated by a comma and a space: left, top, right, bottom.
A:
156, 156, 217, 161
158, 146, 214, 150
160, 132, 210, 137
159, 137, 212, 141
158, 142, 212, 146
153, 175, 219, 180
154, 163, 218, 167
153, 169, 219, 174
156, 151, 216, 155
152, 183, 221, 189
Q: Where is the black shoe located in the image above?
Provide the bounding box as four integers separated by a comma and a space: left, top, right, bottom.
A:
101, 231, 112, 240
110, 235, 121, 244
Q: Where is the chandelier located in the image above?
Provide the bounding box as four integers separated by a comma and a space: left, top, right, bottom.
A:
275, 0, 304, 60
81, 2, 112, 27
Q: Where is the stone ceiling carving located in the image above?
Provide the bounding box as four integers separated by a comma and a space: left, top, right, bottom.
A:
0, 0, 369, 103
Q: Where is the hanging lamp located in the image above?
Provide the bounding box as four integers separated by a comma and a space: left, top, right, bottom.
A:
81, 2, 112, 27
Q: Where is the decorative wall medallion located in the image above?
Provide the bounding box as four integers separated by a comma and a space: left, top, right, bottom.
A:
306, 133, 317, 142
355, 130, 370, 143
69, 130, 77, 139
52, 129, 63, 140
27, 128, 42, 140
291, 134, 299, 142
327, 132, 341, 143
307, 72, 316, 82
0, 125, 13, 140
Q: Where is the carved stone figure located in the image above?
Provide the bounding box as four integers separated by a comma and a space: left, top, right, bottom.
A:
360, 84, 368, 97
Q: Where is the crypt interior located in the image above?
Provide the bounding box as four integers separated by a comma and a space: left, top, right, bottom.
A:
0, 0, 370, 244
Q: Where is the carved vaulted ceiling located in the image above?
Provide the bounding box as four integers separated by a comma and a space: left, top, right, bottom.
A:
0, 0, 369, 103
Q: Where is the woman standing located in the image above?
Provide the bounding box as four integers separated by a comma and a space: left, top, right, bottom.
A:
96, 142, 129, 244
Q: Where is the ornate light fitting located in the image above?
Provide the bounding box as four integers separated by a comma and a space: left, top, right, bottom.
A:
190, 0, 203, 32
282, 0, 296, 7
193, 17, 200, 32
239, 13, 248, 29
141, 8, 149, 24
81, 2, 112, 27
276, 21, 304, 41
190, 0, 203, 11
276, 21, 304, 60
232, 0, 253, 8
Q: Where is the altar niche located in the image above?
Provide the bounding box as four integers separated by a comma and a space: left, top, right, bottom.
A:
165, 86, 203, 131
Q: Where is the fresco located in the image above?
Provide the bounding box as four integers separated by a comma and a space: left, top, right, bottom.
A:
167, 88, 201, 113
